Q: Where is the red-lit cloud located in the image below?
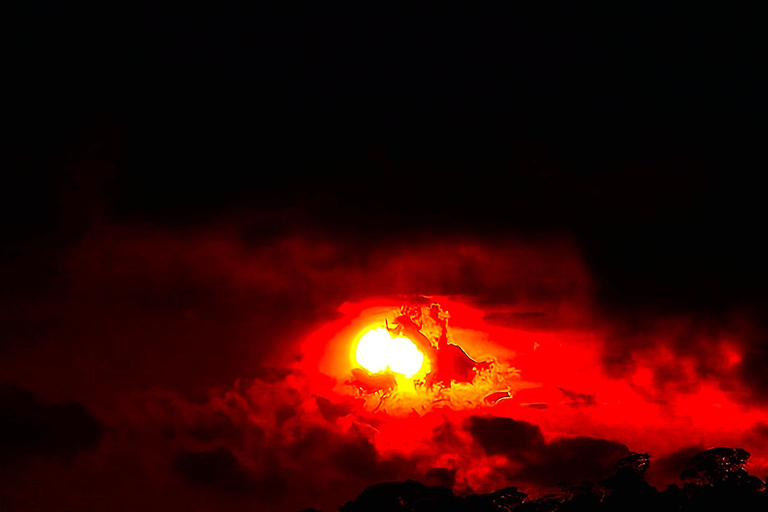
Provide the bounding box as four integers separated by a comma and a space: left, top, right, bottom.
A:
2, 223, 768, 511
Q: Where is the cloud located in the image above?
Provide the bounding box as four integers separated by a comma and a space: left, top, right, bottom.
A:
536, 436, 629, 484
173, 446, 257, 494
647, 445, 707, 487
133, 370, 428, 511
0, 384, 101, 463
466, 415, 628, 487
737, 333, 768, 405
2, 222, 592, 408
466, 416, 545, 457
596, 308, 768, 407
3, 222, 767, 510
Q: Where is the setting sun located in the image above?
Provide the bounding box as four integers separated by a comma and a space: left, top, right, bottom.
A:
355, 327, 424, 378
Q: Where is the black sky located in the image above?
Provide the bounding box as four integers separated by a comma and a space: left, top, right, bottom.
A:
5, 4, 767, 318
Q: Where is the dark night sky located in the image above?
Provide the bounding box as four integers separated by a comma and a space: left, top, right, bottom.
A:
5, 4, 767, 310
3, 3, 768, 511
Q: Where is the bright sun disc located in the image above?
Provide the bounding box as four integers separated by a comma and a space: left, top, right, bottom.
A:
355, 328, 424, 378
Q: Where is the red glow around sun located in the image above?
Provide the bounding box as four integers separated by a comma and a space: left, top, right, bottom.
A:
293, 294, 768, 495
298, 298, 523, 415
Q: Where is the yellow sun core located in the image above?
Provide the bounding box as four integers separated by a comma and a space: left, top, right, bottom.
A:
355, 328, 424, 378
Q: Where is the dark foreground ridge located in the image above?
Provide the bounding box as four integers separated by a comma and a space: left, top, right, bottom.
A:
303, 448, 767, 512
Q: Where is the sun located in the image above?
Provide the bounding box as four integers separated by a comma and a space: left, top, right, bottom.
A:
355, 327, 425, 378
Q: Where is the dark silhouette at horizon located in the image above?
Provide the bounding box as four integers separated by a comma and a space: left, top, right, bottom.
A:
322, 447, 767, 512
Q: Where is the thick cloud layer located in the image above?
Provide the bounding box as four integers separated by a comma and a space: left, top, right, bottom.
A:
2, 224, 768, 510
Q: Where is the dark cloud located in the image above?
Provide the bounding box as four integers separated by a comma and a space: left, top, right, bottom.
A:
737, 338, 768, 405
315, 396, 360, 422
534, 437, 629, 485
125, 372, 429, 511
173, 447, 256, 494
0, 385, 101, 463
647, 445, 707, 487
467, 416, 545, 457
466, 415, 628, 487
424, 467, 457, 488
748, 423, 768, 439
597, 309, 768, 406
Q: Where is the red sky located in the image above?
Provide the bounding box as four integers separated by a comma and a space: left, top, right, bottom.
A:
3, 223, 768, 511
